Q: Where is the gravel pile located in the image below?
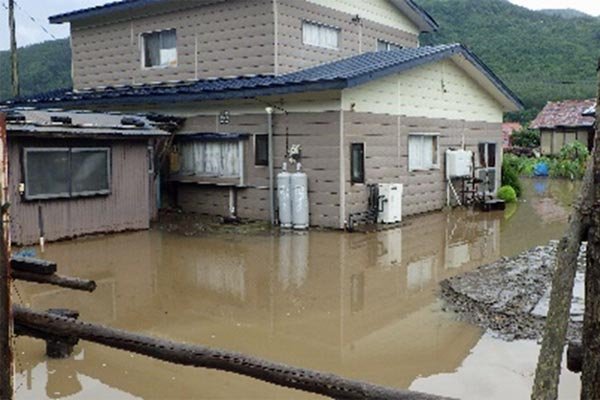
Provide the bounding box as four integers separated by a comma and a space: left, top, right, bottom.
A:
441, 241, 586, 341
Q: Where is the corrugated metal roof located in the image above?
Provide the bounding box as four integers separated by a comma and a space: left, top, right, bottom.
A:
530, 100, 596, 129
3, 109, 170, 138
49, 0, 438, 32
583, 104, 596, 117
8, 44, 523, 111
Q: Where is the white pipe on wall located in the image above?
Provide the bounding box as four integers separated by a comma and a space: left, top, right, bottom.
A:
266, 107, 275, 225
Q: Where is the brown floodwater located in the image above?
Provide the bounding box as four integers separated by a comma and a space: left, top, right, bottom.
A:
12, 179, 581, 400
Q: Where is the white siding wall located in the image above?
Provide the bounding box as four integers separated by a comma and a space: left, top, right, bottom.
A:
306, 0, 420, 35
341, 58, 505, 123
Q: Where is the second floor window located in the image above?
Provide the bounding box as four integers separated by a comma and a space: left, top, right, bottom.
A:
302, 22, 339, 49
142, 29, 177, 68
377, 40, 403, 52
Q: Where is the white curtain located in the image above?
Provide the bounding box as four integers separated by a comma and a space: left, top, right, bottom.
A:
159, 30, 177, 67
181, 141, 240, 178
144, 30, 177, 67
409, 135, 437, 170
302, 22, 339, 49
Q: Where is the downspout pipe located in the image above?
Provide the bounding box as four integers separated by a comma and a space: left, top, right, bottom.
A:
266, 107, 275, 225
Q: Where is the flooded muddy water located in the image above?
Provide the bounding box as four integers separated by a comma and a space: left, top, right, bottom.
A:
13, 179, 580, 400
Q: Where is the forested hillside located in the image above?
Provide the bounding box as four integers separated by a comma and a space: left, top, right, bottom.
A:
420, 0, 600, 122
1, 0, 600, 123
0, 39, 71, 100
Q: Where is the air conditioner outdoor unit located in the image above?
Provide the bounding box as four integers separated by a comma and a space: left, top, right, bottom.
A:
377, 183, 403, 224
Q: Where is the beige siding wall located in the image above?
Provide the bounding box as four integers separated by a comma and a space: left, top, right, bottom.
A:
305, 0, 419, 34
9, 139, 152, 245
177, 110, 342, 227
276, 0, 419, 74
342, 58, 505, 123
70, 0, 421, 89
71, 0, 275, 89
344, 113, 503, 219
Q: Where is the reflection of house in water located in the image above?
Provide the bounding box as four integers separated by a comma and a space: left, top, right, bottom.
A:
14, 211, 500, 398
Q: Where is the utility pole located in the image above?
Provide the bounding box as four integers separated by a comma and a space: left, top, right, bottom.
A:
0, 113, 13, 400
8, 0, 20, 98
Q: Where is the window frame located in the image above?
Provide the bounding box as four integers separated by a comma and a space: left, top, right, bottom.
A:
23, 147, 112, 201
179, 140, 245, 180
254, 134, 269, 167
408, 133, 440, 172
302, 21, 341, 50
350, 143, 365, 184
376, 39, 403, 52
141, 28, 178, 70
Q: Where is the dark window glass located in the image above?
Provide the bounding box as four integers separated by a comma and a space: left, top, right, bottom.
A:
143, 29, 177, 68
479, 142, 497, 168
25, 149, 70, 199
255, 135, 269, 166
351, 143, 365, 184
487, 143, 497, 168
71, 149, 110, 195
24, 147, 111, 200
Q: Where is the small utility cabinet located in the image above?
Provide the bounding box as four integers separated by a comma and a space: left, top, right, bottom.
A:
377, 184, 403, 224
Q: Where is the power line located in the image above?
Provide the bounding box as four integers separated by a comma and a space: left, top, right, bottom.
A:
1, 0, 57, 40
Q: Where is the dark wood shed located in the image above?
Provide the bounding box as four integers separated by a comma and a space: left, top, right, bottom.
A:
4, 109, 170, 245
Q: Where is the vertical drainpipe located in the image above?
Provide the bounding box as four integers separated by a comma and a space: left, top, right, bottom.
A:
266, 107, 275, 225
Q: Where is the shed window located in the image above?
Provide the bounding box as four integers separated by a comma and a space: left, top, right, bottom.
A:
302, 22, 339, 49
351, 143, 365, 184
180, 141, 242, 178
409, 135, 439, 171
255, 134, 269, 166
377, 40, 403, 52
24, 148, 110, 200
142, 29, 177, 68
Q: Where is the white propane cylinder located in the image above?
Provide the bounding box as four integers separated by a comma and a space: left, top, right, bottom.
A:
277, 163, 293, 228
291, 164, 309, 230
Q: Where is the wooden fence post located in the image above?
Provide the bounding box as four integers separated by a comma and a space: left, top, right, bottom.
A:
0, 113, 13, 400
580, 57, 600, 400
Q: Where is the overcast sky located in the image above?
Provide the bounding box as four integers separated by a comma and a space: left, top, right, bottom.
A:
0, 0, 599, 51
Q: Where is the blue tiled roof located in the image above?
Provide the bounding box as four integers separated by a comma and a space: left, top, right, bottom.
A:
49, 0, 438, 31
8, 44, 523, 110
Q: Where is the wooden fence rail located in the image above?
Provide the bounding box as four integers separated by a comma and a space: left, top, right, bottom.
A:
14, 305, 454, 400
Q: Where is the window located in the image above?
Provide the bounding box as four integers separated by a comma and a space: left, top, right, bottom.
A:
478, 142, 497, 168
377, 40, 403, 52
302, 21, 339, 49
148, 145, 155, 174
180, 141, 242, 178
408, 135, 439, 171
24, 148, 110, 200
255, 134, 269, 166
351, 143, 365, 184
142, 29, 177, 68
478, 142, 498, 194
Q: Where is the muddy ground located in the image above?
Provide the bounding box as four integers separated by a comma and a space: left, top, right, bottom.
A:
441, 240, 586, 341
155, 209, 273, 236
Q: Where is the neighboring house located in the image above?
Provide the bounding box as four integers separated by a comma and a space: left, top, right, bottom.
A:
502, 122, 522, 149
12, 0, 522, 229
531, 99, 596, 155
3, 109, 169, 245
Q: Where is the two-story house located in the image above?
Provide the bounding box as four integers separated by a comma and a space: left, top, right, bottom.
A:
16, 0, 522, 229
